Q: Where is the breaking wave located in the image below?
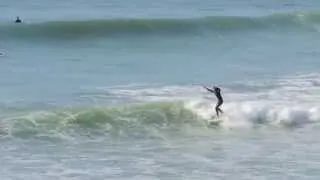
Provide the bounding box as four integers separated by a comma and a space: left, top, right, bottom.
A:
1, 99, 320, 140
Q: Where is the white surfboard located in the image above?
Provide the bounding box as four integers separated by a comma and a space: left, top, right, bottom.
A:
208, 115, 223, 126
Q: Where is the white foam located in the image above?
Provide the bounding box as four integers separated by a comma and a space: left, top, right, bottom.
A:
104, 73, 320, 129
184, 100, 320, 128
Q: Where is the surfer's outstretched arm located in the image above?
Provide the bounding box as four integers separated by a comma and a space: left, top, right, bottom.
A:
203, 86, 215, 93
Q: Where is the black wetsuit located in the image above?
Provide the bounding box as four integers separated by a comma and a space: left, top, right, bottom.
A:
204, 86, 223, 117
214, 88, 223, 116
15, 17, 22, 23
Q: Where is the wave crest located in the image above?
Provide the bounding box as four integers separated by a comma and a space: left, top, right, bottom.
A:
0, 102, 201, 139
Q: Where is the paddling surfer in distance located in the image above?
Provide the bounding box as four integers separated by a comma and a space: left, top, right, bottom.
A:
203, 85, 224, 117
15, 16, 22, 23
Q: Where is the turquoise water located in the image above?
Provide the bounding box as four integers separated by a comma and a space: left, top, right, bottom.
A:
1, 0, 320, 179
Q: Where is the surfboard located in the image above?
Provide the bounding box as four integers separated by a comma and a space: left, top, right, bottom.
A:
208, 115, 222, 126
208, 120, 222, 126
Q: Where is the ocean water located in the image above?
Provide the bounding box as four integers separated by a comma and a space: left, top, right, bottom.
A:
1, 0, 320, 179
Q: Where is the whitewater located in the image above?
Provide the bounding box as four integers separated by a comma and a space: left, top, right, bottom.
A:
2, 0, 320, 179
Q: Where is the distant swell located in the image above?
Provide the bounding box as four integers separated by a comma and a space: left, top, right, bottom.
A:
2, 11, 320, 39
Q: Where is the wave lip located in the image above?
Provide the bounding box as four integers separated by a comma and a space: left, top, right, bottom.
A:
1, 11, 320, 39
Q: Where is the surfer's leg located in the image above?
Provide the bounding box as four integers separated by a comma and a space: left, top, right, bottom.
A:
215, 102, 223, 117
215, 104, 221, 117
215, 108, 221, 117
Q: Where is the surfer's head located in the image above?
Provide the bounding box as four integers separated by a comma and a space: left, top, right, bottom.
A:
213, 86, 220, 92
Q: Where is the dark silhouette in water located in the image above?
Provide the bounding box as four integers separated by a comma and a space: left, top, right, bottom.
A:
203, 85, 224, 117
15, 16, 22, 23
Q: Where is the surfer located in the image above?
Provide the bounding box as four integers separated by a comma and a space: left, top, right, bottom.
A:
203, 85, 224, 117
15, 16, 22, 23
